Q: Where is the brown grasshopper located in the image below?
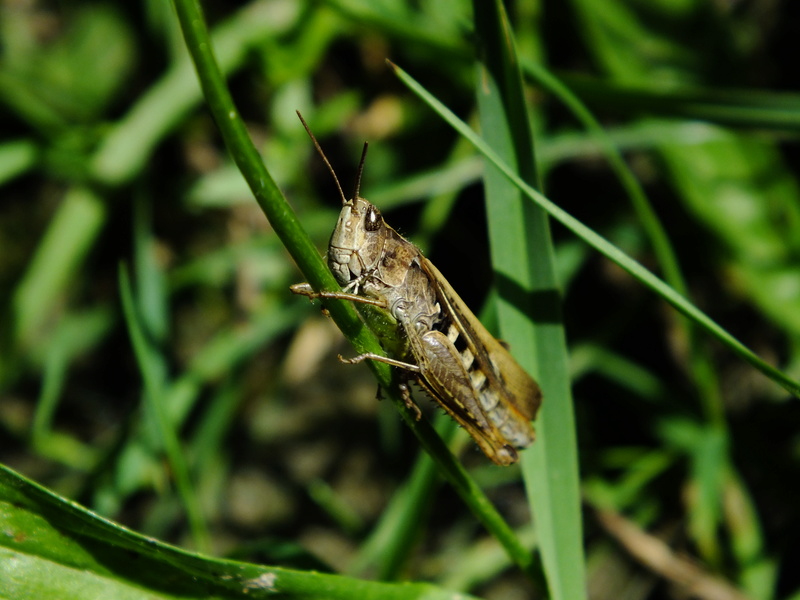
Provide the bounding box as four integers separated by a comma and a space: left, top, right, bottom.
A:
291, 112, 542, 465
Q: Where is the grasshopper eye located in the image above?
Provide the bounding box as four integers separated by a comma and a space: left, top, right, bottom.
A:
364, 206, 383, 232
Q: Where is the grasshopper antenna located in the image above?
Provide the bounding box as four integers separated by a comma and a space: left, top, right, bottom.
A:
353, 141, 369, 200
296, 110, 348, 206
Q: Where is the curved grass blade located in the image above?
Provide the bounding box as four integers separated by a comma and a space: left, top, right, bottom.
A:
0, 464, 482, 600
389, 61, 800, 400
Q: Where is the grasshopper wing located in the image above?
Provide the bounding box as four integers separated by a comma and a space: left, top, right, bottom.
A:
419, 258, 543, 442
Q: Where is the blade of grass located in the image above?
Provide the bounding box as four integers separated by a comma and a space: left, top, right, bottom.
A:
522, 59, 686, 295
389, 62, 800, 400
31, 308, 112, 470
348, 451, 439, 579
439, 524, 538, 593
11, 186, 105, 351
0, 464, 485, 600
570, 1, 786, 571
522, 60, 728, 428
172, 0, 375, 358
133, 193, 169, 344
473, 2, 586, 599
723, 470, 775, 599
523, 61, 733, 559
348, 415, 458, 580
0, 138, 37, 184
561, 74, 800, 131
92, 305, 304, 516
118, 264, 210, 552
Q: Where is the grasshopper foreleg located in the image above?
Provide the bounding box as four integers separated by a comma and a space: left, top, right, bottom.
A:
338, 353, 420, 371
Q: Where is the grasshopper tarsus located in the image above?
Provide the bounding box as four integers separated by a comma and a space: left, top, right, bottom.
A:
290, 283, 330, 315
399, 382, 423, 420
289, 282, 316, 298
337, 352, 363, 364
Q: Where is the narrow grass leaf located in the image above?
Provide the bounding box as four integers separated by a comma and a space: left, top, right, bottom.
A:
0, 464, 482, 600
12, 186, 105, 349
389, 62, 800, 399
473, 2, 586, 598
118, 264, 210, 552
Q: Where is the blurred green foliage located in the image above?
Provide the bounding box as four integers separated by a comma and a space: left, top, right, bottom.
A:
1, 1, 799, 599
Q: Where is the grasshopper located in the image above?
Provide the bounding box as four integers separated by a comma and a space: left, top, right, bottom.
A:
291, 113, 542, 465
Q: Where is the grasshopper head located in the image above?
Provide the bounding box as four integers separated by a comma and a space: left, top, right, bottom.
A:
295, 112, 382, 288
328, 197, 386, 286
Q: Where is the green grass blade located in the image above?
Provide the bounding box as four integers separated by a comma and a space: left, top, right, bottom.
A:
523, 58, 727, 431
118, 264, 210, 552
561, 74, 800, 131
389, 62, 800, 400
348, 417, 459, 580
473, 2, 586, 598
522, 59, 687, 296
11, 186, 106, 350
133, 194, 169, 344
0, 138, 37, 184
348, 452, 439, 579
0, 464, 483, 600
31, 308, 112, 469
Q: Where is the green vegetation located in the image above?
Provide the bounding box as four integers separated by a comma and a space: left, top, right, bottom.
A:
1, 1, 799, 599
